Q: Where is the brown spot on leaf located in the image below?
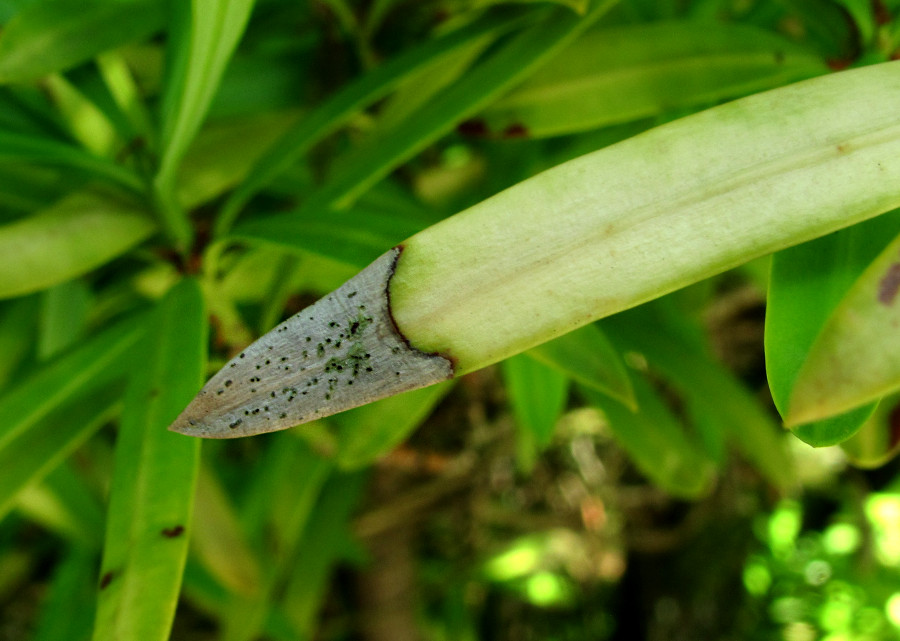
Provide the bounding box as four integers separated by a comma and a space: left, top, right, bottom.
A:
889, 402, 900, 449
456, 119, 489, 137
878, 262, 900, 304
161, 525, 185, 538
502, 123, 529, 139
99, 571, 115, 590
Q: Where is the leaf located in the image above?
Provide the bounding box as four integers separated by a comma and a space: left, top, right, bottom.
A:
191, 460, 262, 596
32, 549, 97, 641
333, 381, 454, 469
0, 381, 121, 523
93, 279, 206, 641
38, 279, 91, 360
0, 296, 38, 390
839, 394, 900, 468
0, 129, 142, 190
155, 0, 256, 194
481, 20, 826, 137
0, 187, 156, 299
524, 322, 633, 407
215, 7, 535, 234
503, 354, 568, 447
579, 376, 716, 499
279, 472, 366, 639
767, 212, 900, 440
299, 0, 618, 212
389, 60, 900, 377
605, 304, 795, 490
787, 224, 900, 424
0, 0, 165, 83
0, 313, 143, 450
15, 461, 105, 548
232, 205, 431, 269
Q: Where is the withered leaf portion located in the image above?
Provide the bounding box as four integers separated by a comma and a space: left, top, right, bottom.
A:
169, 248, 454, 438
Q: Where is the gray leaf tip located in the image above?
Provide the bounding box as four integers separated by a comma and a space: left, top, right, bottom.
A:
167, 248, 454, 439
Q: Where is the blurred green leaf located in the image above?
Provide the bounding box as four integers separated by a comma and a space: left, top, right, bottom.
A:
481, 20, 827, 137
191, 460, 262, 596
605, 304, 795, 490
787, 225, 900, 425
503, 354, 568, 449
16, 462, 105, 548
216, 7, 534, 234
579, 374, 716, 499
839, 393, 900, 468
0, 296, 38, 390
525, 322, 633, 407
220, 436, 332, 641
0, 313, 142, 450
334, 381, 454, 469
279, 472, 366, 639
32, 548, 97, 641
0, 187, 155, 299
300, 0, 617, 212
232, 205, 430, 269
93, 279, 206, 641
155, 0, 256, 197
0, 129, 141, 190
0, 381, 121, 523
0, 0, 165, 84
766, 213, 900, 442
38, 280, 91, 360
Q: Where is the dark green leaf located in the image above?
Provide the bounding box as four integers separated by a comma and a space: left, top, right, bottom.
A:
0, 0, 165, 83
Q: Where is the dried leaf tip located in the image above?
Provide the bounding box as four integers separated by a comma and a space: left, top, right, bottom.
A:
168, 248, 454, 438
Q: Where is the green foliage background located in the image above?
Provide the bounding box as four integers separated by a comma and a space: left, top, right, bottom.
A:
1, 0, 900, 639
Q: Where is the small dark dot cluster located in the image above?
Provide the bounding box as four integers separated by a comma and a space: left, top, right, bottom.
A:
222, 298, 377, 430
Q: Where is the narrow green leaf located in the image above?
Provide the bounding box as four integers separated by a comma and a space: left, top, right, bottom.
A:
155, 0, 256, 195
232, 205, 431, 269
0, 296, 38, 390
579, 375, 715, 498
525, 322, 633, 407
839, 395, 899, 468
93, 279, 206, 641
787, 225, 900, 424
220, 436, 332, 641
334, 381, 454, 469
191, 460, 262, 596
0, 129, 142, 190
0, 0, 165, 83
15, 462, 105, 548
481, 20, 827, 138
0, 313, 143, 450
279, 473, 366, 639
215, 7, 534, 234
503, 354, 568, 448
300, 0, 617, 212
38, 280, 91, 360
605, 304, 795, 490
0, 187, 156, 299
32, 549, 97, 641
766, 212, 900, 440
0, 382, 121, 523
